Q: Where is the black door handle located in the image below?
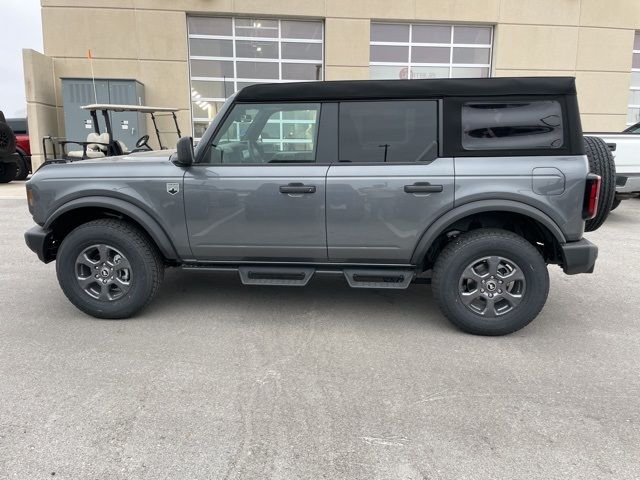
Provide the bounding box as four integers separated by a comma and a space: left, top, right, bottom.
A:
404, 182, 443, 194
279, 183, 316, 194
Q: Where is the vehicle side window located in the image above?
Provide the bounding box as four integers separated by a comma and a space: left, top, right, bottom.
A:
339, 101, 438, 163
461, 100, 564, 150
205, 103, 320, 164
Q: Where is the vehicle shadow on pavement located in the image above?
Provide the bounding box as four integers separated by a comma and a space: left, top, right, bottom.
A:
145, 268, 453, 332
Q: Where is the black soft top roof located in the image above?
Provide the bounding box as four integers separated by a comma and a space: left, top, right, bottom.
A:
236, 77, 577, 102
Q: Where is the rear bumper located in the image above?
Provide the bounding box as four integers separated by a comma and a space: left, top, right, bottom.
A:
560, 238, 598, 275
24, 225, 55, 263
616, 173, 640, 193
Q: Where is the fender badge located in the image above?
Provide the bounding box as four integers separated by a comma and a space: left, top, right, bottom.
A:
166, 183, 180, 195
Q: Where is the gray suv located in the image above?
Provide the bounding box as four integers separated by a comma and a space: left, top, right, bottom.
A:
24, 77, 612, 335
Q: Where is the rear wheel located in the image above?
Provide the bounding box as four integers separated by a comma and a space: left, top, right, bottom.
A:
56, 219, 164, 319
584, 136, 616, 231
432, 229, 549, 336
0, 161, 17, 183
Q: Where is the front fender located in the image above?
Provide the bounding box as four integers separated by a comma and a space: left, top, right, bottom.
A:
410, 199, 568, 265
44, 196, 180, 260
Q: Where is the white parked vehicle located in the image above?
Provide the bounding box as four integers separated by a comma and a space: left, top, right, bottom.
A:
589, 122, 640, 209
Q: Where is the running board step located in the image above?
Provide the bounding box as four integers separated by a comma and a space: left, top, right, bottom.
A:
238, 266, 315, 286
343, 269, 414, 289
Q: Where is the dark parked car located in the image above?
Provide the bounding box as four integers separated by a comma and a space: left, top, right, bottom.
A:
6, 117, 32, 180
0, 111, 20, 183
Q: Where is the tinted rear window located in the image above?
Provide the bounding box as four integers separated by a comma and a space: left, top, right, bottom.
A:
461, 100, 563, 150
339, 101, 438, 163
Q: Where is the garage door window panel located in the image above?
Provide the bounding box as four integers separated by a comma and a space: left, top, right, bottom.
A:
188, 17, 324, 138
629, 32, 640, 125
370, 22, 493, 80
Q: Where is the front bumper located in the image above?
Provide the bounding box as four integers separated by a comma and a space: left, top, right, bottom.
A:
560, 238, 598, 275
24, 225, 55, 263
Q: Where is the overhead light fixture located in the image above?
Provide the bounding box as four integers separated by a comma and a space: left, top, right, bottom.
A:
256, 46, 262, 52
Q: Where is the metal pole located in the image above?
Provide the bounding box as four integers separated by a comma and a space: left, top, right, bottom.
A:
102, 110, 114, 155
172, 112, 181, 138
90, 110, 100, 134
151, 113, 163, 149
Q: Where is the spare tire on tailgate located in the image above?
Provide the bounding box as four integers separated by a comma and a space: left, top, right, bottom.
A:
583, 136, 616, 232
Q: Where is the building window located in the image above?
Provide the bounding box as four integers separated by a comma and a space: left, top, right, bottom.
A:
369, 23, 492, 80
188, 17, 324, 138
628, 31, 640, 126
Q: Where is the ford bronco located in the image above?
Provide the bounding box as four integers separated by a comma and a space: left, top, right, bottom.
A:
24, 77, 614, 335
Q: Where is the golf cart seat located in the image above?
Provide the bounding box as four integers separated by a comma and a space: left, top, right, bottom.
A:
116, 140, 129, 155
64, 133, 110, 159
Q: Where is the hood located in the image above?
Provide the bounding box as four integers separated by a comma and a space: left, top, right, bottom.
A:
77, 149, 176, 164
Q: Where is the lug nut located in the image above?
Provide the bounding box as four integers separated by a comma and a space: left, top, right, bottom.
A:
499, 280, 503, 284
489, 293, 493, 298
498, 289, 502, 293
481, 288, 485, 293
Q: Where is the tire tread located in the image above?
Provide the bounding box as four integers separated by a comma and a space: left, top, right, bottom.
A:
584, 136, 615, 232
56, 218, 164, 319
432, 229, 549, 335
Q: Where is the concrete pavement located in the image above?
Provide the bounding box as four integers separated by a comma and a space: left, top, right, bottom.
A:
1, 184, 639, 479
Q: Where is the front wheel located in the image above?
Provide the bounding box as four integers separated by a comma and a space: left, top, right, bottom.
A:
56, 219, 164, 319
432, 229, 549, 336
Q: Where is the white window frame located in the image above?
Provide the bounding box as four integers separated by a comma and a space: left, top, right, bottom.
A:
369, 22, 493, 79
188, 17, 324, 139
628, 32, 640, 126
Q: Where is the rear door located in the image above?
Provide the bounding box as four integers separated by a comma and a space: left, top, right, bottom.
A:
184, 102, 328, 262
326, 100, 454, 263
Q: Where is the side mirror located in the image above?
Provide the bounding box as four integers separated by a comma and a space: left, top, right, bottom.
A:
175, 136, 194, 166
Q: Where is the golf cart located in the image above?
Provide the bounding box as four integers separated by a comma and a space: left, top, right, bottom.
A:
42, 104, 182, 161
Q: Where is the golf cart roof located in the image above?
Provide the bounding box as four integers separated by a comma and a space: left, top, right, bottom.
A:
81, 104, 180, 113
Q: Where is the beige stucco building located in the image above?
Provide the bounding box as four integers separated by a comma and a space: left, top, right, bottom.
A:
24, 0, 640, 169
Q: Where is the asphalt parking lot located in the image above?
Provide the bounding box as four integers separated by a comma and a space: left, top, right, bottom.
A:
1, 181, 639, 479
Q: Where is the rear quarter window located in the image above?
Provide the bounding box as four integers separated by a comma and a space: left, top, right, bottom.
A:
461, 100, 564, 150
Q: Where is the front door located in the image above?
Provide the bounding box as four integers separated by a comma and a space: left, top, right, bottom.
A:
326, 100, 455, 264
184, 102, 328, 262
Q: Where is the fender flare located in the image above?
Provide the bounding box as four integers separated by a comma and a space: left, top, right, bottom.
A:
44, 196, 179, 260
410, 200, 567, 265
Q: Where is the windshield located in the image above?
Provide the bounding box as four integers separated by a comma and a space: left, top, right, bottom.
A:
7, 118, 27, 134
